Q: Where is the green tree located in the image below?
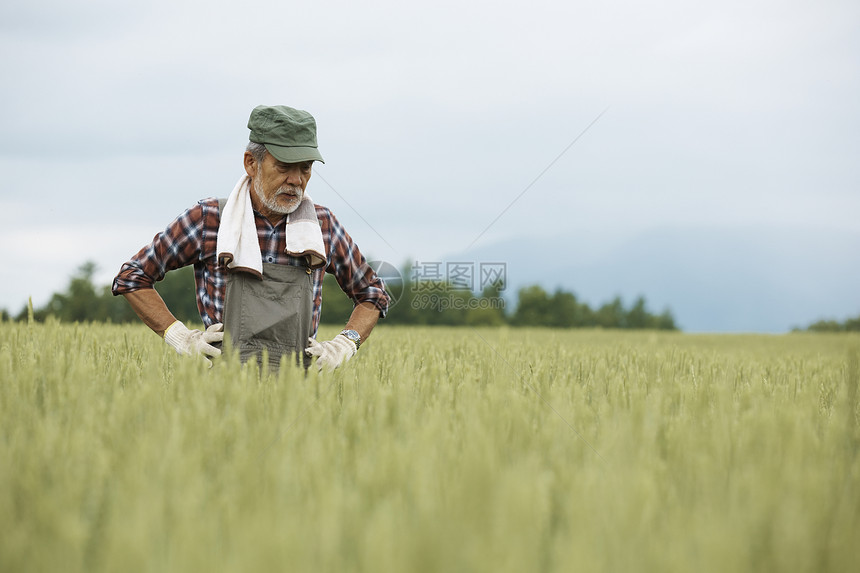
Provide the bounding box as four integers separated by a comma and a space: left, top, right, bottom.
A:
18, 262, 106, 323
54, 261, 101, 322
656, 308, 678, 331
390, 260, 475, 326
378, 260, 422, 325
418, 287, 471, 326
319, 273, 357, 325
154, 266, 203, 324
595, 296, 626, 328
547, 289, 580, 327
466, 282, 507, 326
512, 285, 552, 326
799, 312, 860, 332
16, 261, 198, 324
807, 320, 843, 332
626, 296, 654, 329
98, 284, 139, 323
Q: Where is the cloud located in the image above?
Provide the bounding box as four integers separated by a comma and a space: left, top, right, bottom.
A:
1, 0, 858, 327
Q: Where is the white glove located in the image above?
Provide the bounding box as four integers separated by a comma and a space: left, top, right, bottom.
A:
304, 334, 357, 372
163, 321, 224, 364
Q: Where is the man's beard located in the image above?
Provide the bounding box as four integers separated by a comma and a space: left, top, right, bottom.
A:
255, 177, 304, 215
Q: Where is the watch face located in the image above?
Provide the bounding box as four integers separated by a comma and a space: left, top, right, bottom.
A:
342, 330, 361, 345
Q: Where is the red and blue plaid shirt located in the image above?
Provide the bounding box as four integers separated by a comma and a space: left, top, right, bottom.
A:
112, 198, 389, 337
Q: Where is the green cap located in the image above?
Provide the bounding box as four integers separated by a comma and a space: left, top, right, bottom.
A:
247, 105, 325, 164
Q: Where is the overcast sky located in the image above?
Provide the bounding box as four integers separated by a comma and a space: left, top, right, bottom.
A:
1, 0, 858, 318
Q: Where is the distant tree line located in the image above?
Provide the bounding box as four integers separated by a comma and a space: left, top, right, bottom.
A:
795, 314, 860, 333
320, 261, 677, 329
3, 261, 679, 331
3, 262, 201, 325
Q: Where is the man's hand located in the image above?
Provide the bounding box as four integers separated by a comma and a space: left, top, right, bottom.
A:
304, 335, 357, 372
163, 321, 224, 364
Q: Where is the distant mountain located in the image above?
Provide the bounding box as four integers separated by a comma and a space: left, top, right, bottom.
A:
444, 226, 860, 333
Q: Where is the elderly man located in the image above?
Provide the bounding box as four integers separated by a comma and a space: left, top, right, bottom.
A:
112, 105, 389, 370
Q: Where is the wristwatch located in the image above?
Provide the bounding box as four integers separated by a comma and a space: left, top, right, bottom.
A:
340, 329, 362, 349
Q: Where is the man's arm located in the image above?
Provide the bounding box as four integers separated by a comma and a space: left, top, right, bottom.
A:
113, 201, 219, 330
318, 207, 391, 337
122, 288, 178, 337
305, 208, 389, 371
344, 301, 381, 342
123, 287, 223, 360
113, 201, 223, 360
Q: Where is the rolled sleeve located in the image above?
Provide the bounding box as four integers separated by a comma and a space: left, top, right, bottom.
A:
321, 207, 390, 318
111, 203, 207, 296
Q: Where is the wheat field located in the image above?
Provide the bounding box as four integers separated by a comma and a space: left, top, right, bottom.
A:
1, 320, 858, 572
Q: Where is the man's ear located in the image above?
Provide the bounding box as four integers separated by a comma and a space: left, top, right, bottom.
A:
243, 151, 257, 178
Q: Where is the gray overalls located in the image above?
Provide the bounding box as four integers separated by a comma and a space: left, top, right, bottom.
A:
218, 199, 315, 370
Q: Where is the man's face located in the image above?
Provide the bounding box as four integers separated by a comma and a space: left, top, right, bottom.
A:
248, 152, 313, 216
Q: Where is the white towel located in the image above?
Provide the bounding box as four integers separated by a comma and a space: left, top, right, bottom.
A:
216, 175, 326, 277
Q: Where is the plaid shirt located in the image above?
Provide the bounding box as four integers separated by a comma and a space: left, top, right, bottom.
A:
112, 198, 389, 337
